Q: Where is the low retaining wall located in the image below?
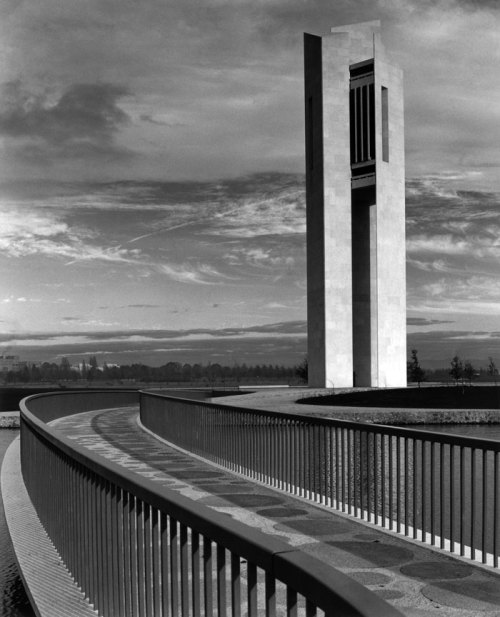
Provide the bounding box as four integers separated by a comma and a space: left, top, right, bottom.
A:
307, 407, 500, 425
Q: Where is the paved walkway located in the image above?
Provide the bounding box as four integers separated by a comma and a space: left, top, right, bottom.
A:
53, 405, 500, 617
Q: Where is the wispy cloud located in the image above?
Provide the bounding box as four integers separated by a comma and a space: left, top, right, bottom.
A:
224, 247, 295, 269
156, 263, 234, 285
0, 206, 140, 265
0, 320, 307, 345
407, 317, 455, 327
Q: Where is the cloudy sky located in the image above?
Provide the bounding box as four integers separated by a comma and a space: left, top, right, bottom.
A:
1, 0, 500, 369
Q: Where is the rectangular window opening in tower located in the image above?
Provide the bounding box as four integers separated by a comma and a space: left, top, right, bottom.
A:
307, 96, 314, 170
382, 86, 389, 162
349, 61, 375, 168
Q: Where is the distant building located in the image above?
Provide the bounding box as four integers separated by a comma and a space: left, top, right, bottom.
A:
304, 21, 406, 388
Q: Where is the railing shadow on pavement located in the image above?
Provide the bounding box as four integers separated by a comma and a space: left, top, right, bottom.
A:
140, 391, 500, 569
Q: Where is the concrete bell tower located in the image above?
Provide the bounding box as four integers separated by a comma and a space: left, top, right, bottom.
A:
304, 21, 406, 388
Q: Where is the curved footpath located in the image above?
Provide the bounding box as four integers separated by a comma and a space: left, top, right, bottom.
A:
3, 389, 500, 617
44, 403, 500, 617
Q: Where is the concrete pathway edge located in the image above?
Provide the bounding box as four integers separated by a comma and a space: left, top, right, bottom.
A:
1, 437, 97, 617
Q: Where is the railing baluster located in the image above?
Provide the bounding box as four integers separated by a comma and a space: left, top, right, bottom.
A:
388, 434, 393, 530
123, 491, 133, 617
231, 553, 241, 617
440, 444, 445, 549
460, 446, 466, 557
396, 435, 401, 533
381, 433, 386, 527
413, 439, 418, 539
180, 524, 189, 617
292, 420, 300, 495
170, 517, 179, 617
112, 484, 122, 616
347, 429, 352, 515
97, 478, 105, 614
430, 442, 435, 545
300, 421, 306, 498
192, 531, 201, 617
247, 563, 257, 617
482, 449, 488, 564
422, 439, 427, 542
137, 498, 146, 617
152, 507, 161, 617
265, 572, 276, 617
495, 451, 500, 567
306, 599, 317, 617
404, 437, 409, 535
217, 545, 226, 617
329, 426, 335, 508
471, 448, 477, 560
373, 432, 377, 524
359, 430, 364, 518
287, 588, 298, 617
130, 495, 139, 617
90, 473, 98, 610
204, 536, 213, 617
160, 512, 170, 617
145, 503, 153, 617
449, 444, 455, 551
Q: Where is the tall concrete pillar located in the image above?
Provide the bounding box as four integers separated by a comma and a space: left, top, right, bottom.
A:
304, 21, 406, 388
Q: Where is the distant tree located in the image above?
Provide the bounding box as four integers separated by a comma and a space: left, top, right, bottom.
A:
192, 364, 203, 381
87, 356, 99, 382
59, 357, 71, 381
449, 355, 463, 386
207, 363, 223, 385
295, 356, 308, 383
407, 349, 426, 387
488, 357, 499, 386
182, 363, 193, 382
463, 361, 477, 386
29, 364, 42, 382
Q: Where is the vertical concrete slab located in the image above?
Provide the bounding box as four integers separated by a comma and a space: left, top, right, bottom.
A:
373, 46, 407, 387
305, 22, 406, 388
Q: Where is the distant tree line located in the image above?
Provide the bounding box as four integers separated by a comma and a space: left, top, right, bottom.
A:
2, 355, 299, 386
408, 350, 499, 386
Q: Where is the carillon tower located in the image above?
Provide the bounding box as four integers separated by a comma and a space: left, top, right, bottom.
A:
304, 21, 406, 388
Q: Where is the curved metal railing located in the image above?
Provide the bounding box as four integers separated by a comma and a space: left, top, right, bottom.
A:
19, 390, 402, 617
141, 391, 500, 568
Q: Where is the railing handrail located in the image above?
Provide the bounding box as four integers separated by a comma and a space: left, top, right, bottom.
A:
142, 390, 500, 451
20, 390, 403, 617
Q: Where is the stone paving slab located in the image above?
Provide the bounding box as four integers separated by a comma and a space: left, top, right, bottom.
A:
53, 406, 500, 617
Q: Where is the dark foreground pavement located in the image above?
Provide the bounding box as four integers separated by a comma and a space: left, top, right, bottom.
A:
52, 405, 500, 617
